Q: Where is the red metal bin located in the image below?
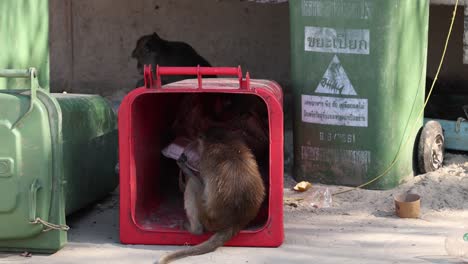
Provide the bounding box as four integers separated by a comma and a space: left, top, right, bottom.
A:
118, 66, 284, 247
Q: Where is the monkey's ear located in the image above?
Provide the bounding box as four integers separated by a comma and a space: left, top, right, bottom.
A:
146, 33, 161, 50
152, 32, 161, 40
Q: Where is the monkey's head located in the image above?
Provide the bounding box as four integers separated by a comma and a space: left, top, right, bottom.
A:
198, 126, 228, 143
131, 32, 166, 74
197, 126, 245, 152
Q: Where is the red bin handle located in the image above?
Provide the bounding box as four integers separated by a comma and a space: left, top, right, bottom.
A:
144, 65, 247, 89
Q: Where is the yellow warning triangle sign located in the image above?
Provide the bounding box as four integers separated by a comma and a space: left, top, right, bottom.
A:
315, 55, 357, 96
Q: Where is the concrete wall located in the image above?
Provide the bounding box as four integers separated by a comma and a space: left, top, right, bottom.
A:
47, 1, 467, 177
427, 4, 468, 83
49, 0, 290, 97
49, 1, 467, 97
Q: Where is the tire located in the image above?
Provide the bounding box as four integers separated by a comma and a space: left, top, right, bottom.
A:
418, 120, 445, 174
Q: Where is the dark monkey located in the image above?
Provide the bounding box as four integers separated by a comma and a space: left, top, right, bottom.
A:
131, 32, 214, 86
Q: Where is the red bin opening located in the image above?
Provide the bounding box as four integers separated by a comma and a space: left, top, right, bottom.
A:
119, 66, 284, 247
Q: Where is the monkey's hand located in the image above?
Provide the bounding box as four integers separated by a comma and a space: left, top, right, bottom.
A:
177, 153, 188, 164
178, 170, 186, 193
177, 154, 197, 178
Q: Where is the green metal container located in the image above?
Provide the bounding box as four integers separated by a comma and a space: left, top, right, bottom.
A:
290, 0, 429, 189
0, 69, 118, 253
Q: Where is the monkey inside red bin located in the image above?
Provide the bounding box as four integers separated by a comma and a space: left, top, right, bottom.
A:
157, 126, 266, 264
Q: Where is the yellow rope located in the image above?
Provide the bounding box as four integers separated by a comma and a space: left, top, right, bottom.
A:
334, 0, 460, 196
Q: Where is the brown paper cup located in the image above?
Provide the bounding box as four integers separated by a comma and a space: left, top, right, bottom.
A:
394, 193, 421, 218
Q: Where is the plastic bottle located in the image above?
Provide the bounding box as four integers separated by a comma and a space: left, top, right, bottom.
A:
445, 227, 468, 261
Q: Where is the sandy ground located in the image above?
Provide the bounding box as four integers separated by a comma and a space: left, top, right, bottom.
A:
0, 153, 467, 264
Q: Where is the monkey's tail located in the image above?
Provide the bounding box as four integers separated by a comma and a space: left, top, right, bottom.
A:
155, 227, 238, 264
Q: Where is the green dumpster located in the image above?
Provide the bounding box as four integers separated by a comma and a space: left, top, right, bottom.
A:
290, 0, 429, 189
0, 69, 118, 253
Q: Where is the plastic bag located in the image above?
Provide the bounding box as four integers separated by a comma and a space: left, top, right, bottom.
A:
303, 187, 332, 209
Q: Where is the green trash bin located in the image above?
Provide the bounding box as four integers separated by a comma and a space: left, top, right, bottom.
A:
0, 68, 118, 253
290, 0, 429, 189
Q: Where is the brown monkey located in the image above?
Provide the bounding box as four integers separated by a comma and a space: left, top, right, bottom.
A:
157, 127, 266, 264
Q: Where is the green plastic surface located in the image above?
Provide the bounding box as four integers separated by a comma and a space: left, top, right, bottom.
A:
0, 0, 118, 252
0, 69, 118, 253
54, 94, 118, 215
290, 0, 429, 189
0, 0, 49, 90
